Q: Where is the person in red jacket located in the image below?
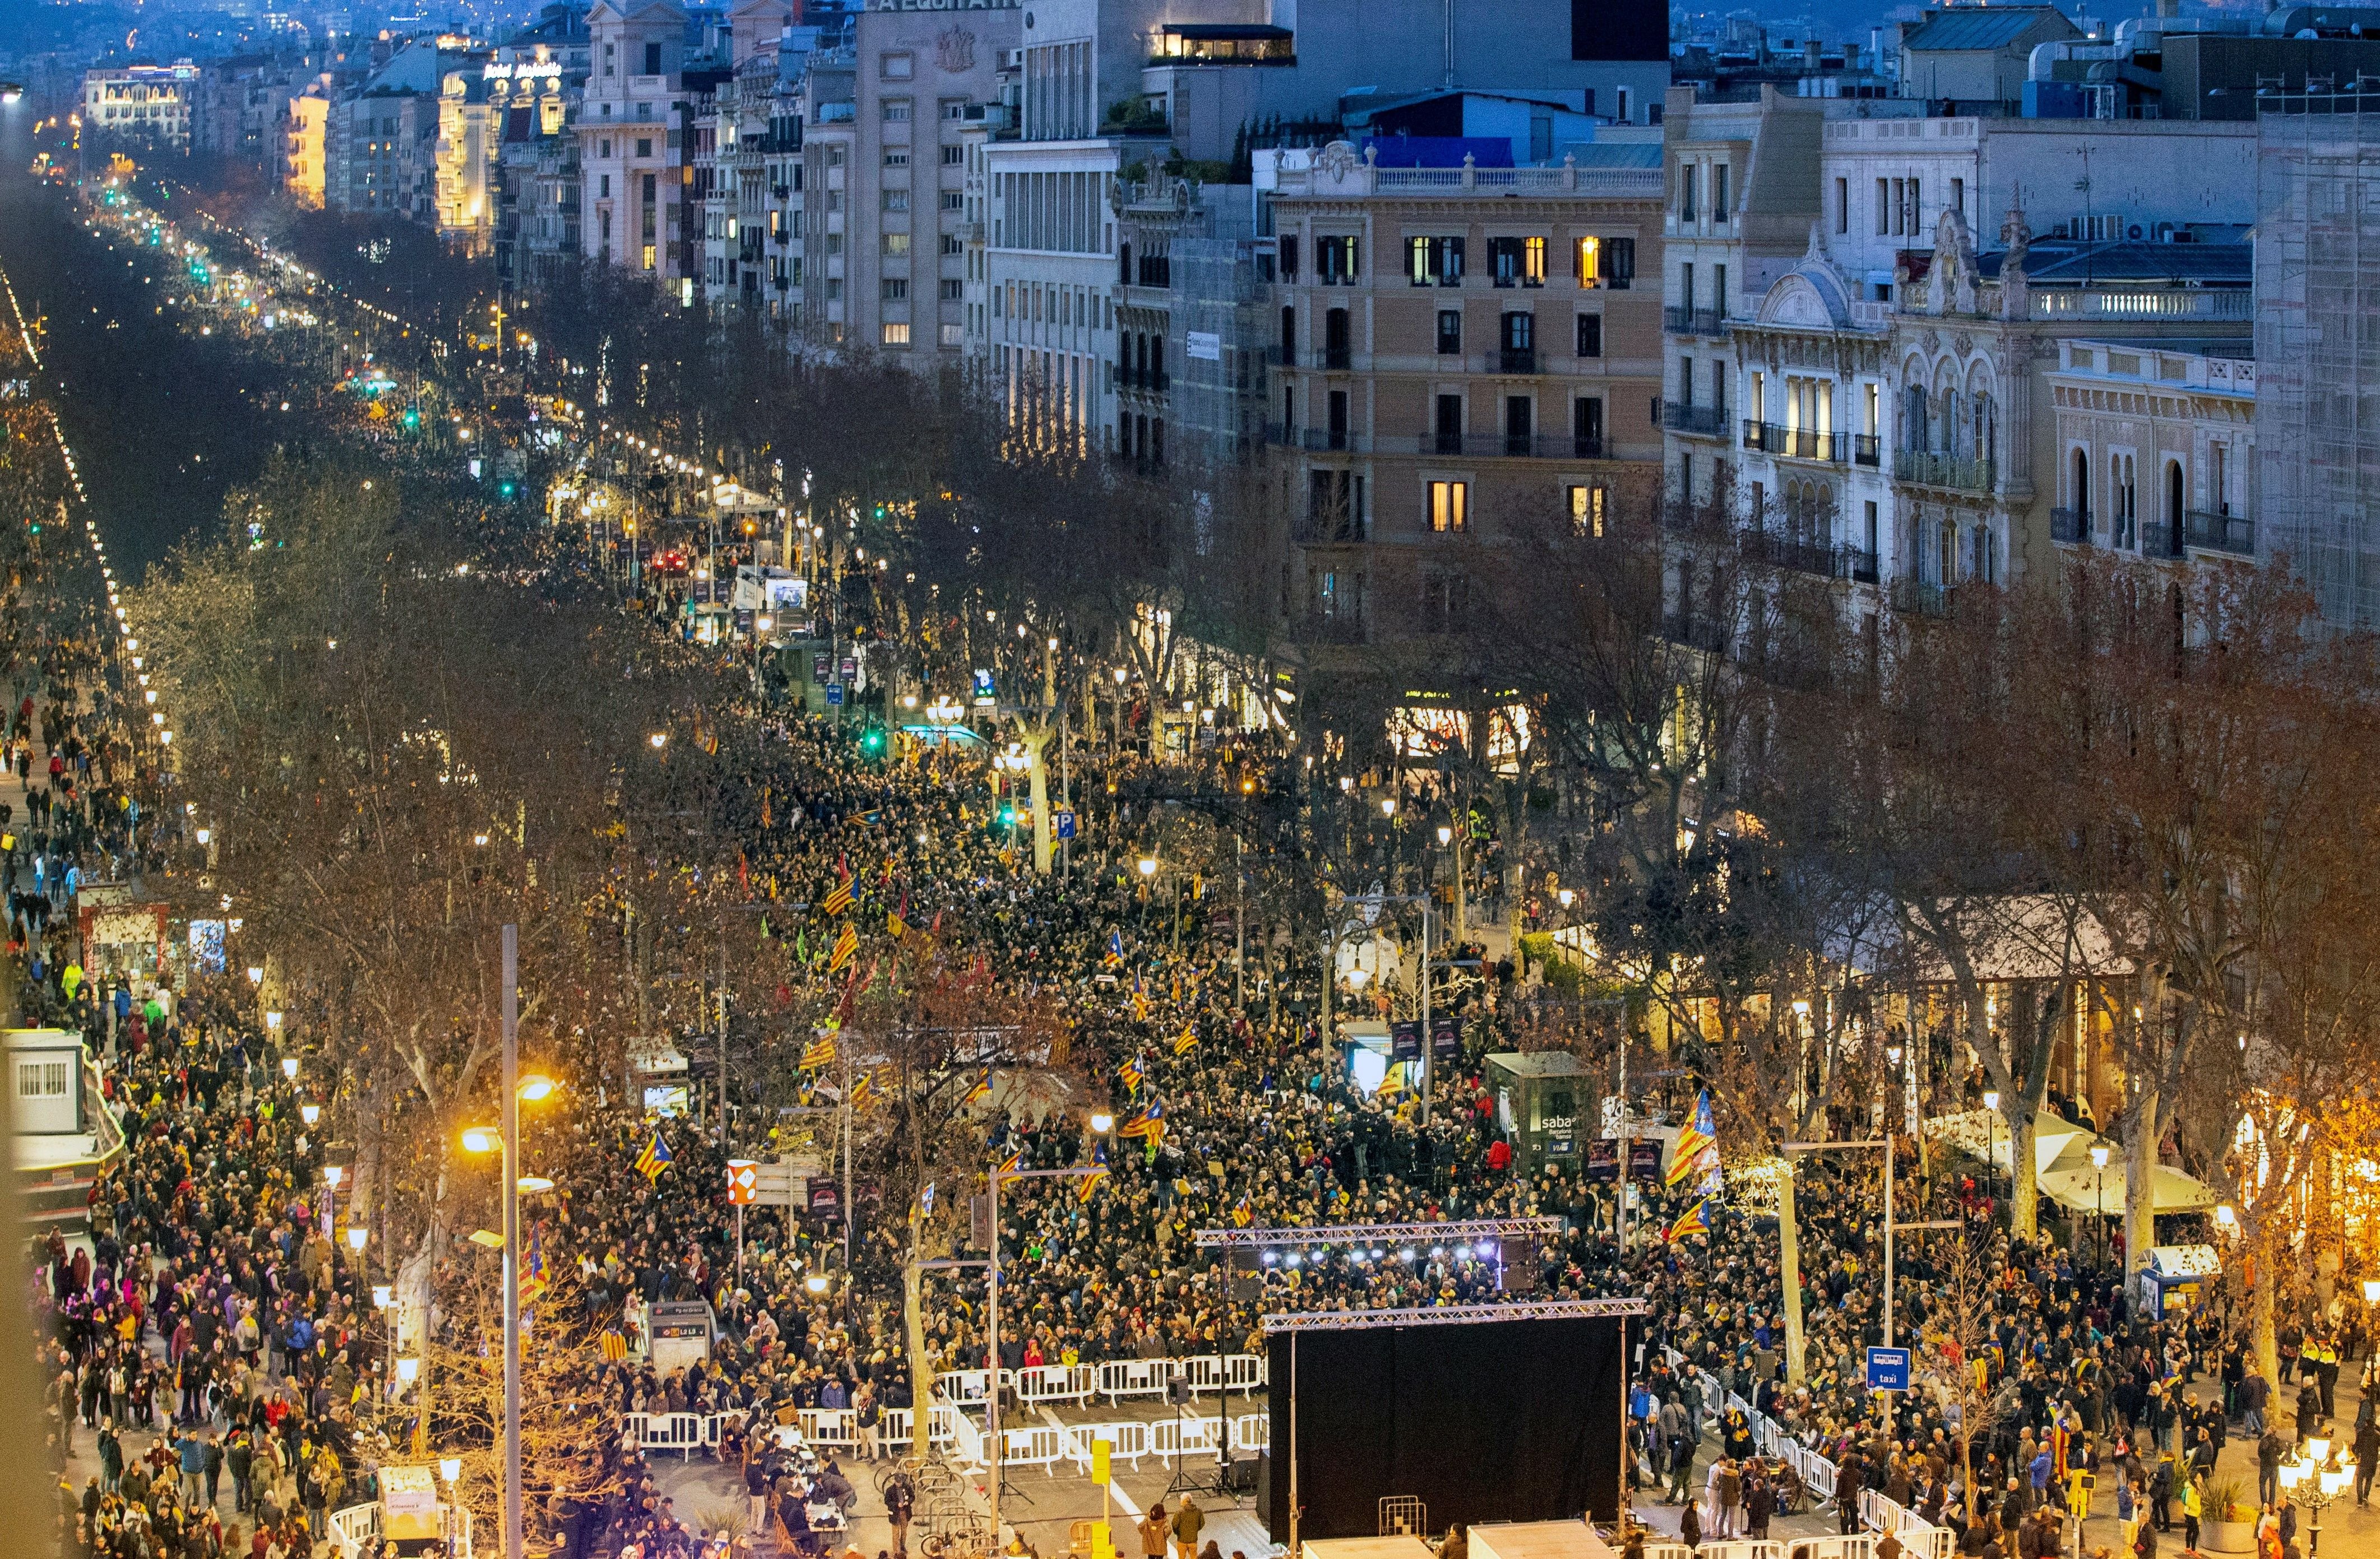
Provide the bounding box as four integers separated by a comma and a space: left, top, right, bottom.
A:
1486, 1139, 1513, 1173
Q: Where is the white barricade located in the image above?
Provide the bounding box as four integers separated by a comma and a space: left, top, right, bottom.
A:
1174, 1356, 1229, 1399
801, 1408, 858, 1447
640, 1412, 715, 1455
1802, 1449, 1839, 1503
1692, 1543, 1783, 1559
947, 1405, 988, 1469
1224, 1353, 1268, 1394
1230, 1413, 1271, 1453
1098, 1358, 1173, 1404
1002, 1424, 1069, 1474
940, 1369, 994, 1405
1150, 1414, 1227, 1464
877, 1407, 956, 1451
1015, 1364, 1096, 1406
1859, 1490, 1952, 1559
1787, 1537, 1874, 1559
1059, 1420, 1154, 1470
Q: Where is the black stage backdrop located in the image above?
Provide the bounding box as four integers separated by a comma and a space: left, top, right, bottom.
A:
1263, 1315, 1623, 1540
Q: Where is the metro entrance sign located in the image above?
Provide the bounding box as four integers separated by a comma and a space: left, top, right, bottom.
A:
1866, 1345, 1911, 1392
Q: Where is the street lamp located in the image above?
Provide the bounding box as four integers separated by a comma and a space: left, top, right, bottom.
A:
1089, 1111, 1115, 1134
282, 1057, 300, 1082
1138, 856, 1157, 878
461, 926, 538, 1559
2089, 1143, 2111, 1270
1983, 1089, 2002, 1198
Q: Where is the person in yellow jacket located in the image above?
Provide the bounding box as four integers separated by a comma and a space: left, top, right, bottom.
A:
2182, 1473, 2203, 1555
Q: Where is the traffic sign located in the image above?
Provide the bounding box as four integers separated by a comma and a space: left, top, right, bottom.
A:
1054, 809, 1077, 841
1866, 1345, 1911, 1392
726, 1159, 759, 1205
826, 684, 844, 706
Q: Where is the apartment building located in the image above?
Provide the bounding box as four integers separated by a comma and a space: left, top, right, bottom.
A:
284, 86, 331, 206
1661, 90, 2262, 613
434, 70, 504, 251
83, 64, 198, 151
579, 0, 702, 286
2045, 337, 2256, 565
1267, 141, 1666, 647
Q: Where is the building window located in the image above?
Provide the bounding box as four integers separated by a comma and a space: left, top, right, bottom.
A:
941, 192, 964, 212
940, 278, 963, 300
1712, 163, 1729, 220
1489, 236, 1547, 287
884, 150, 910, 167
939, 233, 964, 254
883, 278, 909, 300
1573, 397, 1604, 458
883, 191, 910, 212
635, 137, 652, 158
1437, 309, 1462, 356
942, 144, 965, 165
942, 322, 965, 346
1316, 235, 1359, 282
882, 52, 914, 80
1678, 163, 1698, 222
643, 41, 662, 73
882, 99, 911, 122
1429, 479, 1469, 533
884, 232, 911, 255
883, 322, 911, 346
1568, 484, 1608, 536
1408, 235, 1464, 285
1576, 313, 1602, 358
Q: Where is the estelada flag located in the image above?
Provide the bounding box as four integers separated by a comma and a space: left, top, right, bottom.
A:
634, 1131, 674, 1180
1076, 1140, 1110, 1202
964, 1070, 993, 1105
1172, 1026, 1198, 1056
1231, 1196, 1253, 1227
993, 1150, 1024, 1184
1667, 1089, 1719, 1187
828, 922, 859, 973
802, 1032, 837, 1070
1118, 1059, 1143, 1095
518, 1221, 549, 1308
1664, 1199, 1711, 1244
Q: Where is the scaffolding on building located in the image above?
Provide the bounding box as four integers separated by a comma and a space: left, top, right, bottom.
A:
2255, 94, 2380, 630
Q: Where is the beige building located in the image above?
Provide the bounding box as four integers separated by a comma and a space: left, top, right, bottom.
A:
1267, 140, 1666, 646
284, 89, 331, 207
580, 0, 697, 285
2046, 337, 2256, 564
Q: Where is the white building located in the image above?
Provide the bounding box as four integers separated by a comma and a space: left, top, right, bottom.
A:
579, 0, 697, 286
84, 63, 198, 152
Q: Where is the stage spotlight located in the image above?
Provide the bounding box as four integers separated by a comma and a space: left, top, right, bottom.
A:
1371, 1247, 1386, 1260
1285, 1252, 1303, 1267
1261, 1250, 1278, 1266
1401, 1248, 1417, 1261
1430, 1246, 1446, 1258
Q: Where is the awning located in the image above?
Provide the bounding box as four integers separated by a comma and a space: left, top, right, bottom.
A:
2039, 1161, 2219, 1217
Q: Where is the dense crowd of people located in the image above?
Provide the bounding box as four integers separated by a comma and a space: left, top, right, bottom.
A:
24, 666, 2375, 1559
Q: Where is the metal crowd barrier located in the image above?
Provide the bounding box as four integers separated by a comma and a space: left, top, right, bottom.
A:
1859, 1488, 1953, 1559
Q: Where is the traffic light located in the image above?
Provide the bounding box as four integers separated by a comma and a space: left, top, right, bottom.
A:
497, 480, 518, 500
997, 805, 1015, 828
860, 728, 885, 755
401, 405, 421, 430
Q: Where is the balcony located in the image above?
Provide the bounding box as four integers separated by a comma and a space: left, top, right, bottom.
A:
1298, 613, 1369, 645
1323, 346, 1351, 370
1851, 433, 1881, 467
2185, 509, 2256, 555
1266, 424, 1369, 453
2051, 507, 2091, 545
1116, 366, 1170, 394
1661, 400, 1728, 437
1497, 347, 1538, 374
1295, 516, 1369, 545
1664, 305, 1727, 337
1409, 433, 1609, 460
1890, 579, 1956, 618
2139, 521, 2184, 560
1742, 530, 1878, 582
1896, 450, 1995, 494
1742, 422, 1847, 462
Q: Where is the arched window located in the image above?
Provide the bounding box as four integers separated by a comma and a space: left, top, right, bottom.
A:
1902, 385, 1930, 452
2165, 461, 2184, 556
2072, 447, 2091, 528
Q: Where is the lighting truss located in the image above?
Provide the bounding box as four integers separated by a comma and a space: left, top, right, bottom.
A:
1193, 1217, 1563, 1250
1262, 1297, 1650, 1334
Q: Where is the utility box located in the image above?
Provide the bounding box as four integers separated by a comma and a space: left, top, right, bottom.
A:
1484, 1051, 1593, 1175
6, 1029, 84, 1136
647, 1298, 716, 1372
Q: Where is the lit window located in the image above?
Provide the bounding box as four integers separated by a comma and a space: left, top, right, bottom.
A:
883, 322, 911, 346
1428, 480, 1469, 533
1568, 485, 1608, 537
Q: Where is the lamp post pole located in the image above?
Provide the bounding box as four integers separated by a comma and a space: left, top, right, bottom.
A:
501, 924, 522, 1559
